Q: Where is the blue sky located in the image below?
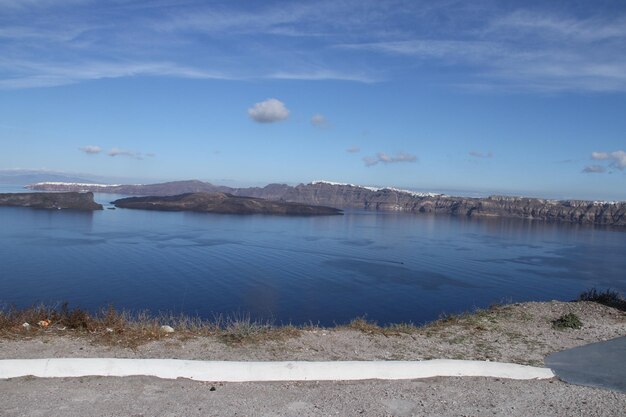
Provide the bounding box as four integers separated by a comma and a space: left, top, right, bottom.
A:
1, 0, 625, 200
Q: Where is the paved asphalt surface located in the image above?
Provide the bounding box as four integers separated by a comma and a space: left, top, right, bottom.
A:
546, 336, 626, 393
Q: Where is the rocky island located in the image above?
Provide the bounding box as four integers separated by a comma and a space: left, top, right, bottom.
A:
27, 180, 626, 226
0, 192, 103, 210
112, 192, 342, 216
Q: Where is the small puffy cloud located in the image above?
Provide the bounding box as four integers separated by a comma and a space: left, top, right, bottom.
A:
592, 151, 609, 160
108, 148, 144, 160
592, 150, 626, 170
469, 150, 493, 158
363, 151, 417, 166
79, 145, 102, 154
248, 98, 289, 123
311, 113, 329, 128
582, 165, 607, 174
346, 146, 360, 153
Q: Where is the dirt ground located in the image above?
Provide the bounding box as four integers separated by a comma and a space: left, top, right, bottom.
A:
1, 301, 625, 416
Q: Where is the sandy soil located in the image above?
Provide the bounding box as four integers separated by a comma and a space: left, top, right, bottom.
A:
1, 301, 625, 416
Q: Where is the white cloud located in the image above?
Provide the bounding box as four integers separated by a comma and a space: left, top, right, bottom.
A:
363, 151, 417, 166
248, 98, 289, 123
79, 145, 101, 154
311, 114, 328, 128
346, 146, 360, 153
591, 150, 626, 170
469, 150, 493, 158
582, 165, 606, 174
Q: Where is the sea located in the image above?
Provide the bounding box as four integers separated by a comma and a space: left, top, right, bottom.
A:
1, 185, 625, 326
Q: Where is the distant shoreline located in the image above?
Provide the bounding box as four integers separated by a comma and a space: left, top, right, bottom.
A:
26, 180, 626, 226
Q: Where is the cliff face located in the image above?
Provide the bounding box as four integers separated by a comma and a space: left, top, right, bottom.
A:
0, 192, 103, 210
26, 180, 626, 226
112, 192, 342, 216
275, 183, 423, 210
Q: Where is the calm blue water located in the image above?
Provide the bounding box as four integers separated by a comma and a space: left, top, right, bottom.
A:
1, 189, 625, 325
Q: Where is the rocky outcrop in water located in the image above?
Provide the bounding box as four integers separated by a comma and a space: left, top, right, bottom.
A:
112, 192, 342, 216
0, 192, 103, 210
27, 180, 626, 226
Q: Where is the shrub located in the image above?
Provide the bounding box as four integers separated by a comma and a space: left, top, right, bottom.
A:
552, 313, 582, 330
577, 288, 626, 311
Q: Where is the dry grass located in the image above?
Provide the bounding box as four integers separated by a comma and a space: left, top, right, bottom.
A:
420, 305, 504, 334
213, 313, 301, 345
2, 288, 623, 349
0, 303, 300, 349
343, 316, 419, 336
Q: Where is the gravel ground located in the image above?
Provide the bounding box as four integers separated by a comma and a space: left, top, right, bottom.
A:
1, 301, 625, 416
1, 375, 624, 417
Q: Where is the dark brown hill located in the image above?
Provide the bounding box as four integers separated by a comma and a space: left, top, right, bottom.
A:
0, 192, 102, 210
112, 192, 342, 216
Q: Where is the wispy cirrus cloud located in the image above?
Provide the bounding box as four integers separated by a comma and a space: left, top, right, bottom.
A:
363, 152, 417, 167
0, 0, 383, 89
268, 70, 377, 83
1, 1, 625, 92
336, 8, 626, 92
0, 60, 231, 89
346, 146, 360, 154
490, 11, 626, 43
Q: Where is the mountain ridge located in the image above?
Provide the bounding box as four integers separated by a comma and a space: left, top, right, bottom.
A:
26, 180, 626, 226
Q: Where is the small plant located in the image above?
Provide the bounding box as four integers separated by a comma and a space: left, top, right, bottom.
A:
577, 288, 626, 311
552, 313, 582, 330
343, 317, 418, 336
213, 313, 300, 345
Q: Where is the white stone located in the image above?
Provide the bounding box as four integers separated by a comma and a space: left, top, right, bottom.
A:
160, 325, 175, 333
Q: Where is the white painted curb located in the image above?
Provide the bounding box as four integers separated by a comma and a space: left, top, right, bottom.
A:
0, 359, 554, 382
